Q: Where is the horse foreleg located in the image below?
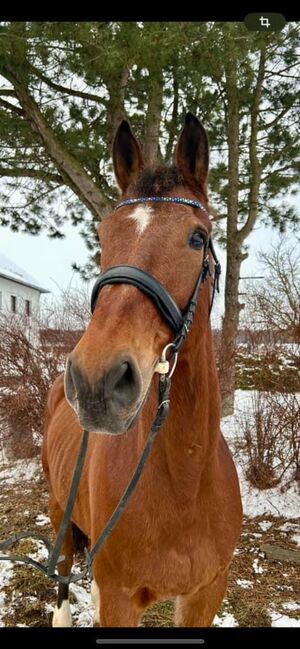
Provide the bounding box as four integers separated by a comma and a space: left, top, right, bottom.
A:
49, 495, 74, 627
175, 570, 229, 627
92, 566, 142, 627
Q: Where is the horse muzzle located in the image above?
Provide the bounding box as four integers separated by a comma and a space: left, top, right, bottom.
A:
64, 354, 142, 434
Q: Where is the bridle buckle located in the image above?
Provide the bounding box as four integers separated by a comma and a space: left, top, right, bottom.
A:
155, 342, 178, 378
155, 360, 170, 374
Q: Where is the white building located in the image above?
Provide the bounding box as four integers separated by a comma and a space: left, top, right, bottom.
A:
0, 252, 50, 339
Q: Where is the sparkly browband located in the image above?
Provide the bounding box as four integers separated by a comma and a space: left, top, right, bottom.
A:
115, 196, 208, 214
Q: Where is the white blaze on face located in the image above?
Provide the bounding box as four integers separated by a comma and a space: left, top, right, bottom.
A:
129, 205, 154, 234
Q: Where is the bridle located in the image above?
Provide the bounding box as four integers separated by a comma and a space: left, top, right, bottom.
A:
91, 196, 221, 357
0, 196, 221, 585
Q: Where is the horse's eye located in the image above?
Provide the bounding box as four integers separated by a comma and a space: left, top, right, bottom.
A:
189, 229, 207, 251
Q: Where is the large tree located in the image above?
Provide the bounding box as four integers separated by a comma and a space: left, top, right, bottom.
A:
0, 22, 299, 410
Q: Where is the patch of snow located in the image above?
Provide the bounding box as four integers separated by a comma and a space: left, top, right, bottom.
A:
258, 521, 273, 532
282, 602, 299, 612
249, 481, 299, 518
32, 540, 49, 562
32, 432, 42, 446
222, 390, 256, 440
270, 611, 300, 627
279, 523, 300, 545
236, 579, 253, 589
0, 558, 14, 626
214, 612, 238, 627
253, 559, 264, 574
0, 459, 40, 485
35, 514, 50, 527
279, 522, 300, 533
70, 583, 94, 627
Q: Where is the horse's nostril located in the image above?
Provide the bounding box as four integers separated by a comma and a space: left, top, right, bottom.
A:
114, 362, 134, 401
105, 360, 140, 408
65, 356, 87, 406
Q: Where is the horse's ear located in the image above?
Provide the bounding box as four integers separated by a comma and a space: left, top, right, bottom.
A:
176, 112, 209, 190
113, 120, 144, 193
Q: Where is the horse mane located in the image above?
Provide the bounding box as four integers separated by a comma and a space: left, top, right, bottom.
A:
129, 165, 185, 197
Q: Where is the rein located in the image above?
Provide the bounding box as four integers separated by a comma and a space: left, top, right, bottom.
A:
0, 196, 221, 584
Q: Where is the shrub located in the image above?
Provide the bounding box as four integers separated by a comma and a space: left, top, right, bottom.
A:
235, 391, 300, 489
0, 313, 81, 460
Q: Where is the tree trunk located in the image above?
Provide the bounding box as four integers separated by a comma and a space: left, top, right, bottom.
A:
220, 40, 266, 416
143, 71, 163, 165
220, 53, 240, 416
220, 252, 244, 416
165, 69, 179, 163
106, 67, 130, 147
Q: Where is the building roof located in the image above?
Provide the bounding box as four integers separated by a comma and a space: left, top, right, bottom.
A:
0, 251, 50, 293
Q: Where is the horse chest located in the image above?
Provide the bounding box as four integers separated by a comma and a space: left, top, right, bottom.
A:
101, 507, 216, 597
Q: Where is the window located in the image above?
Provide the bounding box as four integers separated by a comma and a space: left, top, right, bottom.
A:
25, 299, 31, 317
11, 295, 17, 313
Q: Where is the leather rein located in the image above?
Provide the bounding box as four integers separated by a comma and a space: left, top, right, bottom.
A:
0, 196, 221, 584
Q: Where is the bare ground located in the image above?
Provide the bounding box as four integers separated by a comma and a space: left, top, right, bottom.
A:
0, 461, 299, 628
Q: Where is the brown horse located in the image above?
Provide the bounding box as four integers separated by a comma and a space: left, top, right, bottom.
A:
42, 113, 242, 627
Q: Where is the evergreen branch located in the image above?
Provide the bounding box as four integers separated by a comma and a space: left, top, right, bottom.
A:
0, 167, 64, 183
261, 105, 297, 130
29, 64, 109, 106
0, 89, 16, 97
0, 64, 110, 219
265, 61, 300, 78
2, 185, 61, 211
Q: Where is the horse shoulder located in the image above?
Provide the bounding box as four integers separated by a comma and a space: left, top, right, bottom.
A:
41, 374, 65, 476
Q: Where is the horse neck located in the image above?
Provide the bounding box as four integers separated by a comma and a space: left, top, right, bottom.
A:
169, 318, 220, 454
142, 294, 222, 498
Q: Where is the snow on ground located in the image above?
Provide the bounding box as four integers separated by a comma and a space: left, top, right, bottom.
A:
0, 458, 40, 485
236, 579, 253, 589
253, 558, 264, 575
269, 611, 300, 627
69, 583, 94, 627
258, 521, 273, 532
222, 390, 300, 519
213, 612, 238, 627
35, 514, 50, 527
282, 602, 299, 611
291, 533, 300, 546
0, 559, 13, 626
